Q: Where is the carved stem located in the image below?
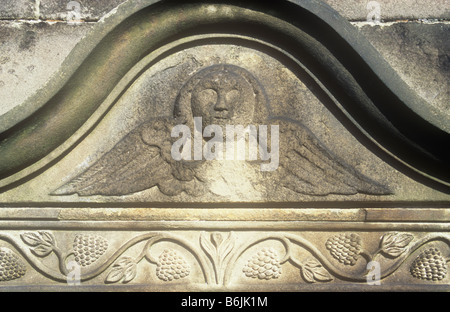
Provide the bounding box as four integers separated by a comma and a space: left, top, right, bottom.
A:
224, 233, 450, 286
72, 233, 159, 281
53, 247, 69, 276
360, 250, 373, 263
283, 234, 369, 282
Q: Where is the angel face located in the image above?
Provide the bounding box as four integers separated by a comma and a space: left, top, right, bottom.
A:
190, 70, 255, 127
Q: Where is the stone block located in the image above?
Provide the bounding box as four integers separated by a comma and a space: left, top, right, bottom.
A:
0, 21, 93, 117
38, 0, 127, 21
0, 0, 35, 20
324, 0, 450, 21
360, 22, 449, 116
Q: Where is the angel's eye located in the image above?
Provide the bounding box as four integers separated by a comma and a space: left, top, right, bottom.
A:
198, 88, 218, 106
225, 89, 240, 104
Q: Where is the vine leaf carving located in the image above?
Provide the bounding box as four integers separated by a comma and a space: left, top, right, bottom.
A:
32, 244, 53, 257
6, 230, 447, 287
200, 232, 235, 284
380, 232, 414, 258
200, 232, 235, 261
105, 256, 137, 284
21, 231, 56, 258
200, 233, 215, 259
300, 258, 333, 283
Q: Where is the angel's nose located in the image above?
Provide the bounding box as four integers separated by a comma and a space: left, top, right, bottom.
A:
213, 94, 228, 112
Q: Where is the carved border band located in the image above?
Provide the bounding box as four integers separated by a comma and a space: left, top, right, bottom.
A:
0, 220, 448, 291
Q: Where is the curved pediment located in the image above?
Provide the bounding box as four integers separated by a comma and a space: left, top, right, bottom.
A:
0, 0, 449, 200
0, 0, 449, 293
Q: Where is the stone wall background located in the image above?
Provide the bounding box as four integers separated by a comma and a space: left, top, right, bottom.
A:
0, 0, 449, 118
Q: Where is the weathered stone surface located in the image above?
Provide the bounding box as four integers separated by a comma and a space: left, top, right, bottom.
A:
2, 0, 448, 22
359, 22, 450, 116
0, 21, 93, 116
324, 0, 450, 21
38, 0, 127, 21
0, 0, 35, 20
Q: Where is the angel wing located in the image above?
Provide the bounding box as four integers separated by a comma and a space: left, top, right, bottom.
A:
52, 117, 204, 197
274, 118, 391, 196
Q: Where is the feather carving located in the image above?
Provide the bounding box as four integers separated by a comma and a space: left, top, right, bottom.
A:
52, 117, 204, 197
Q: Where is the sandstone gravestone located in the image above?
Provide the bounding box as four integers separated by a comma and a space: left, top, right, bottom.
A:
0, 0, 448, 291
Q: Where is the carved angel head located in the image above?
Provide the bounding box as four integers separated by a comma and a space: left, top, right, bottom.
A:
173, 64, 269, 131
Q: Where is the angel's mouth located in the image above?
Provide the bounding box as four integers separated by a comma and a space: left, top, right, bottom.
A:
212, 116, 230, 121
